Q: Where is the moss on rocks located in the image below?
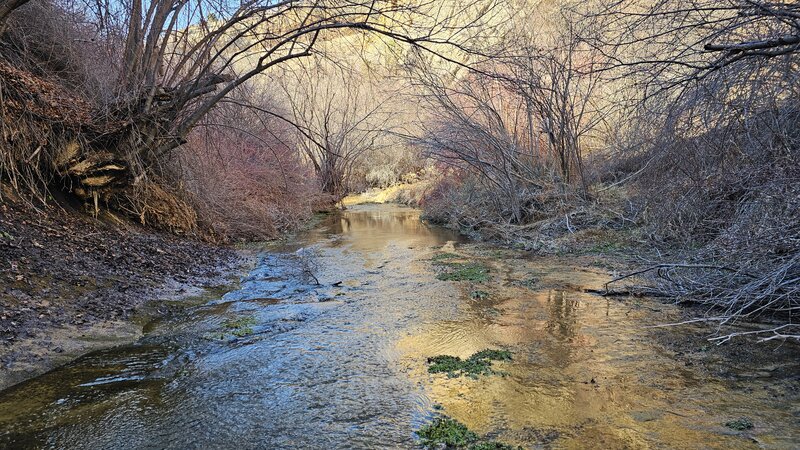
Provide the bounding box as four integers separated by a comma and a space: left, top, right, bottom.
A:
221, 316, 257, 338
470, 290, 490, 300
725, 417, 754, 431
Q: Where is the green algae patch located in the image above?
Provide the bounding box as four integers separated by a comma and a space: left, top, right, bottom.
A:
416, 416, 521, 449
436, 262, 490, 282
725, 417, 754, 431
222, 316, 257, 338
427, 355, 466, 374
432, 252, 461, 264
470, 290, 490, 300
417, 417, 478, 447
427, 349, 512, 378
470, 349, 512, 361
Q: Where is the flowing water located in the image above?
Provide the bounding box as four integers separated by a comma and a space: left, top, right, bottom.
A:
0, 204, 798, 449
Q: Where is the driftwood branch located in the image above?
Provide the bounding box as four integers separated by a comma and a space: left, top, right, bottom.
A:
604, 264, 757, 295
704, 34, 800, 53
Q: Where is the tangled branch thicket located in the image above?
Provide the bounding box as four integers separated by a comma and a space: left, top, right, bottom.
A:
0, 0, 499, 239
416, 0, 799, 340
597, 0, 800, 339
626, 96, 800, 328
179, 103, 330, 240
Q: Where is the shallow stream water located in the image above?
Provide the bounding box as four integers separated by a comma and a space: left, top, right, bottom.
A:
0, 204, 797, 449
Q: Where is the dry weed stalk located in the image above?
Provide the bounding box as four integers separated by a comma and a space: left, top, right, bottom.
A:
294, 247, 321, 286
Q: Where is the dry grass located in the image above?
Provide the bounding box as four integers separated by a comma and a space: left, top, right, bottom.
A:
342, 179, 431, 207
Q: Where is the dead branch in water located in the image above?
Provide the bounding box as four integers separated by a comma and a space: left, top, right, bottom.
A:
604, 264, 757, 294
708, 324, 800, 344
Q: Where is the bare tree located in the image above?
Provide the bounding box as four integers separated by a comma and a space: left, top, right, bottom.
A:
279, 59, 390, 198
414, 66, 538, 225
503, 17, 605, 193
412, 8, 606, 225
0, 0, 501, 205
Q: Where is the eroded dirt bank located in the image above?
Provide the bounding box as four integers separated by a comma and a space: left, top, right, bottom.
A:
0, 198, 242, 389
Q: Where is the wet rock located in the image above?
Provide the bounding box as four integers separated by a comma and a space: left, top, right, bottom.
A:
631, 410, 663, 422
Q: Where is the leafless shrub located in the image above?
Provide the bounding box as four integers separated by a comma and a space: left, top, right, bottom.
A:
177, 94, 330, 241
293, 247, 321, 286
414, 6, 608, 232
619, 100, 800, 336
592, 0, 800, 339
423, 168, 635, 251
415, 72, 547, 225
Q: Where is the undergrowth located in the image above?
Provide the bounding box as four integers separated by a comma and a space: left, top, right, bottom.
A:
427, 349, 512, 378
436, 262, 490, 282
725, 418, 754, 431
417, 416, 521, 449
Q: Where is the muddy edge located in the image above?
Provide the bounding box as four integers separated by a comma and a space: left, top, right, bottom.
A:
0, 200, 248, 390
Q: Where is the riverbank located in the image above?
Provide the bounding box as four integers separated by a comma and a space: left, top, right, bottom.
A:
342, 181, 431, 207
1, 203, 796, 448
0, 196, 244, 389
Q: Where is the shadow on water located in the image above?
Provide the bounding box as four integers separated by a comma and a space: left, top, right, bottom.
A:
0, 204, 798, 449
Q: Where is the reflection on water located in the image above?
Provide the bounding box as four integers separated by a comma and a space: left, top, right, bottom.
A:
398, 263, 800, 449
545, 290, 580, 342
0, 204, 798, 449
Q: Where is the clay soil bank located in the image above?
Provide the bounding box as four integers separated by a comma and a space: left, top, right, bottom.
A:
0, 198, 243, 389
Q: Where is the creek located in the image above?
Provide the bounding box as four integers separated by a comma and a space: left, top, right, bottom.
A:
0, 204, 797, 449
